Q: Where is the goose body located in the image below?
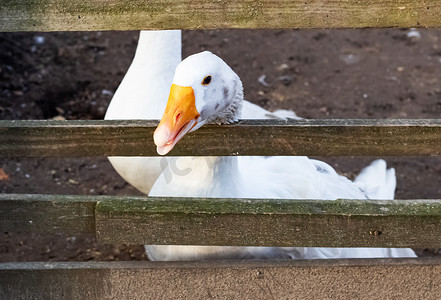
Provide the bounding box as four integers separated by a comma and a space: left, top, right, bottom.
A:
148, 51, 416, 260
105, 31, 299, 194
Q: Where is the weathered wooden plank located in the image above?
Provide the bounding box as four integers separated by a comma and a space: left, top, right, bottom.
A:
0, 120, 156, 157
1, 259, 441, 299
0, 194, 96, 234
1, 119, 441, 157
1, 0, 441, 32
96, 197, 441, 248
3, 194, 441, 247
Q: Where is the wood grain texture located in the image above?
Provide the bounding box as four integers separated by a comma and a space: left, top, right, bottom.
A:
3, 194, 441, 247
95, 196, 441, 247
1, 259, 441, 299
0, 194, 96, 234
1, 0, 441, 31
1, 119, 441, 157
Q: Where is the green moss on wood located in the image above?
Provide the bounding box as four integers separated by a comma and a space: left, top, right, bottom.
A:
96, 197, 441, 216
3, 194, 441, 247
95, 197, 441, 247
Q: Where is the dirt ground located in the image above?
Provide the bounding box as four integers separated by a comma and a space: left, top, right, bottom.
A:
1, 29, 441, 261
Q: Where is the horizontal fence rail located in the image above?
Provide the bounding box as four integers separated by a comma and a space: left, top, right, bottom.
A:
2, 194, 441, 248
0, 194, 96, 234
1, 119, 441, 157
1, 0, 441, 31
1, 259, 441, 299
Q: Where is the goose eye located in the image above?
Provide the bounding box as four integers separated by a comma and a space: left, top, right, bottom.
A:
202, 75, 212, 86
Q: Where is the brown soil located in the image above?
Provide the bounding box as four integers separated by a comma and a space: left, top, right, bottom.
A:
1, 29, 441, 261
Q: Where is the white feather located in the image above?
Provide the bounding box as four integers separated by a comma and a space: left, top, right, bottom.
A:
354, 159, 396, 200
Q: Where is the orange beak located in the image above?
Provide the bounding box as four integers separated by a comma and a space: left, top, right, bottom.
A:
154, 84, 200, 155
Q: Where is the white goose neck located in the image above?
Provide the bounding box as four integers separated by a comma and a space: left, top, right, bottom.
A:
194, 156, 242, 198
105, 30, 182, 120
133, 30, 182, 66
150, 156, 242, 198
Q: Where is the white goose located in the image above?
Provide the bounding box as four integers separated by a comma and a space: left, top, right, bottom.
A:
148, 51, 416, 261
105, 31, 300, 194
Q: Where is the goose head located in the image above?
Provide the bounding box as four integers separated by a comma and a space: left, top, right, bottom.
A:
154, 51, 243, 155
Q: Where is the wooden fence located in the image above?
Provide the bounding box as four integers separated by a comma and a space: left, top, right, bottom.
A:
2, 0, 441, 31
1, 1, 441, 299
2, 192, 441, 248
